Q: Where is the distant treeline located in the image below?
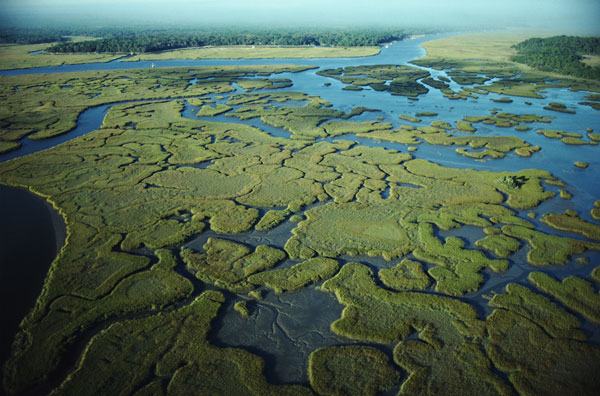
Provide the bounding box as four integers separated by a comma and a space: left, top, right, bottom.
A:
45, 30, 407, 53
511, 36, 600, 80
0, 29, 71, 44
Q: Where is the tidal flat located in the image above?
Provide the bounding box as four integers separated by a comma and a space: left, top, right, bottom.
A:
1, 32, 599, 396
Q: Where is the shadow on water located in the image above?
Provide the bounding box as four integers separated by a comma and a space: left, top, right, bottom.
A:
209, 285, 352, 385
0, 186, 66, 368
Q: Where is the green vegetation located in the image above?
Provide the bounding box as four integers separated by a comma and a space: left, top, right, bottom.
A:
421, 77, 449, 90
486, 285, 600, 396
488, 283, 585, 339
448, 71, 490, 85
464, 112, 551, 128
45, 291, 312, 396
248, 290, 262, 300
431, 121, 451, 130
340, 106, 379, 119
0, 65, 314, 146
455, 121, 476, 132
317, 65, 430, 97
125, 46, 381, 61
2, 39, 599, 396
411, 126, 540, 159
182, 238, 286, 292
537, 130, 595, 145
415, 112, 437, 117
581, 94, 600, 110
308, 345, 400, 396
286, 159, 555, 280
320, 263, 512, 396
559, 189, 573, 199
502, 225, 600, 266
593, 266, 600, 282
511, 36, 600, 80
46, 30, 406, 53
475, 234, 521, 258
544, 102, 576, 114
413, 223, 508, 295
0, 141, 20, 154
541, 210, 600, 240
196, 104, 233, 117
529, 272, 600, 324
575, 161, 589, 168
592, 201, 600, 220
0, 75, 553, 393
248, 257, 339, 293
0, 43, 122, 70
0, 29, 70, 44
399, 114, 421, 123
255, 209, 291, 231
491, 97, 513, 103
412, 32, 600, 99
234, 300, 250, 317
379, 259, 431, 291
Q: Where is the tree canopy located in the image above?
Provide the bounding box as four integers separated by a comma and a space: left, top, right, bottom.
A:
44, 30, 406, 53
511, 36, 600, 80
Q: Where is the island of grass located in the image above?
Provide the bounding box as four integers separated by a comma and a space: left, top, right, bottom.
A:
399, 114, 421, 123
455, 121, 476, 132
544, 102, 576, 114
491, 97, 513, 103
537, 130, 596, 145
123, 45, 381, 61
317, 65, 430, 97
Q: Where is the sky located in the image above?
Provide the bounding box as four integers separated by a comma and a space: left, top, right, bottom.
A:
1, 0, 599, 34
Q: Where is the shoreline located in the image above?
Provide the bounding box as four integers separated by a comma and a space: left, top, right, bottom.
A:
0, 44, 382, 71
0, 184, 67, 369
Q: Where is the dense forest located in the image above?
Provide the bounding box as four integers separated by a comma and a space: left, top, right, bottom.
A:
0, 29, 71, 44
511, 36, 600, 80
44, 30, 406, 53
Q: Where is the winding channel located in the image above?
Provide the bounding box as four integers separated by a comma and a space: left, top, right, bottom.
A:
1, 32, 599, 389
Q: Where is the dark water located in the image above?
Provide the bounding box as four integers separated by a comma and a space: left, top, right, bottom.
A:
0, 186, 66, 367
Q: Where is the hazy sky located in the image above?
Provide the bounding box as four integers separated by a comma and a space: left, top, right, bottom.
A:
1, 0, 599, 34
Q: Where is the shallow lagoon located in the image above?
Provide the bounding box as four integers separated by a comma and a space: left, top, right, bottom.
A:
1, 33, 599, 395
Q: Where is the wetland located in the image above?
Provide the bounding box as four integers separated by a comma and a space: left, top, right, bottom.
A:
1, 31, 599, 396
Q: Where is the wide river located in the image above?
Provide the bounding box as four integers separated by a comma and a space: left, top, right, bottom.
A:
1, 33, 599, 389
